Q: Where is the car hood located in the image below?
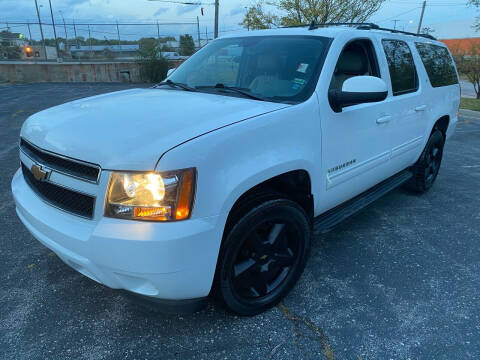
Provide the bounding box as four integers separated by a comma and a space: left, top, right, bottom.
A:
21, 88, 289, 170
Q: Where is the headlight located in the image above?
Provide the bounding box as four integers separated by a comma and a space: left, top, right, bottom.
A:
105, 168, 196, 221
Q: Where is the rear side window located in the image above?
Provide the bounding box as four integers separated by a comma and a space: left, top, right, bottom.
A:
382, 40, 419, 96
415, 43, 458, 87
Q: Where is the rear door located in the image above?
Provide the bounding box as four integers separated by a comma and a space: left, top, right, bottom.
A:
380, 39, 426, 170
414, 42, 460, 140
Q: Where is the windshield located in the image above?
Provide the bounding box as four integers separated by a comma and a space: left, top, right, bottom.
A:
167, 35, 330, 103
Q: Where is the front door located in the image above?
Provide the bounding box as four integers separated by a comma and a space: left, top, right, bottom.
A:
318, 37, 394, 212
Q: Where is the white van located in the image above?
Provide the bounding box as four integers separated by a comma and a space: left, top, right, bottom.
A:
12, 24, 460, 315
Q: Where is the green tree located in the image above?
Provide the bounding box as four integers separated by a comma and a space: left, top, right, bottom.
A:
161, 44, 174, 52
242, 0, 386, 29
0, 31, 21, 59
179, 34, 195, 56
241, 3, 278, 30
0, 44, 21, 59
137, 41, 169, 83
139, 37, 158, 49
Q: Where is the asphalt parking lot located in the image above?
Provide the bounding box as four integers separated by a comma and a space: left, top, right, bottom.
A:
1, 83, 479, 360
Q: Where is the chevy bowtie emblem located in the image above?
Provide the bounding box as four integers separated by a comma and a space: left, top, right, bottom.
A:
31, 164, 49, 181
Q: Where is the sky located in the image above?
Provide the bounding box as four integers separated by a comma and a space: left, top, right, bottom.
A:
0, 0, 477, 42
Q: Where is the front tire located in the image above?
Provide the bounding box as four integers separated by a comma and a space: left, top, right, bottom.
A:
407, 129, 445, 193
217, 198, 311, 316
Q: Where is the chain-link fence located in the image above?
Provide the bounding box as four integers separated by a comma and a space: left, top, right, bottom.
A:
0, 20, 213, 62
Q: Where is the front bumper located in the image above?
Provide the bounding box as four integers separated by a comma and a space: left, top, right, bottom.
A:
11, 168, 223, 302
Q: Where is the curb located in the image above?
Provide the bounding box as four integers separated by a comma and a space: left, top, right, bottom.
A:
459, 109, 480, 119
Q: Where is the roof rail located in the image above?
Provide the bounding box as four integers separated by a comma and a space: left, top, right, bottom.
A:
374, 26, 436, 40
281, 21, 437, 40
280, 22, 379, 30
307, 21, 380, 30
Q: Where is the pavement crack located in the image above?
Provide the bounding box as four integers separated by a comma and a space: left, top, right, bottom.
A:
278, 302, 334, 360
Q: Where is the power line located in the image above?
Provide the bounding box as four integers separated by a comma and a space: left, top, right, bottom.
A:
376, 6, 421, 23
1, 21, 196, 26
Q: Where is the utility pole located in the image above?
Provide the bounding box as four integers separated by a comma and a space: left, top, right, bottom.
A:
34, 0, 46, 60
392, 19, 399, 30
147, 1, 218, 39
417, 1, 427, 34
48, 0, 60, 58
73, 18, 79, 49
27, 23, 32, 44
60, 11, 68, 52
196, 16, 201, 48
116, 21, 121, 49
156, 20, 161, 47
205, 26, 208, 43
88, 24, 92, 57
214, 0, 219, 38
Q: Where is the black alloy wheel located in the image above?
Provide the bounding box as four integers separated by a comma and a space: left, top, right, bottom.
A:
424, 139, 442, 188
232, 221, 299, 299
407, 129, 445, 193
217, 198, 311, 316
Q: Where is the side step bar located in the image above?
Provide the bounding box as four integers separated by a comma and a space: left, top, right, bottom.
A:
313, 170, 413, 234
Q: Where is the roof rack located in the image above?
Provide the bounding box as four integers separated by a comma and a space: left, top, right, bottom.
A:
373, 26, 436, 40
280, 22, 378, 30
281, 21, 437, 40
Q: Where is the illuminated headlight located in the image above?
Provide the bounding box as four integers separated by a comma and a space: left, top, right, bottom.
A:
105, 168, 196, 221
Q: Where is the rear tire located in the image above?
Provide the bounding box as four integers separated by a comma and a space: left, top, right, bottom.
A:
407, 129, 445, 193
217, 198, 311, 316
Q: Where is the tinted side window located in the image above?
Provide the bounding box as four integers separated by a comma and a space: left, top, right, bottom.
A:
382, 40, 418, 96
329, 39, 381, 92
415, 43, 458, 87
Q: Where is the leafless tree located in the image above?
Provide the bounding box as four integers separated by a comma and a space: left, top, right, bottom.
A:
455, 42, 480, 99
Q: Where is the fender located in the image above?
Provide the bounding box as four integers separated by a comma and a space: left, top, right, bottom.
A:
155, 96, 322, 221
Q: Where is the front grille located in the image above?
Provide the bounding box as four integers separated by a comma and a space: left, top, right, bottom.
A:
22, 163, 95, 219
20, 138, 100, 183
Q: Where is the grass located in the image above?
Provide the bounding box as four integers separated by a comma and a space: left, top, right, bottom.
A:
460, 98, 480, 111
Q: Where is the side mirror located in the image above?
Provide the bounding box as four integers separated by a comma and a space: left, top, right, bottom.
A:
167, 68, 176, 77
329, 76, 388, 113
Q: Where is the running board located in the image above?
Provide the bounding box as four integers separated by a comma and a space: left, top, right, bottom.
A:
313, 170, 413, 234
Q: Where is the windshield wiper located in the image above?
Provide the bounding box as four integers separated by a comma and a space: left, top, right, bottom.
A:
155, 80, 197, 92
196, 83, 266, 101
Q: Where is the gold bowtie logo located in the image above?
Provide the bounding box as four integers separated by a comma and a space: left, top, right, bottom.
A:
31, 164, 49, 181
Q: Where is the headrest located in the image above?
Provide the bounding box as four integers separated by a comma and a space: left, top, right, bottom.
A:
335, 50, 368, 75
257, 55, 277, 73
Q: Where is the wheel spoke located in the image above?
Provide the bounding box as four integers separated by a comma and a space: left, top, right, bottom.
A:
267, 268, 290, 292
234, 258, 257, 278
267, 223, 285, 244
251, 271, 269, 296
248, 231, 268, 255
272, 252, 295, 267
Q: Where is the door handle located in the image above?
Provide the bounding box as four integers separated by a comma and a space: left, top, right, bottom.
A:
415, 105, 427, 112
376, 115, 392, 124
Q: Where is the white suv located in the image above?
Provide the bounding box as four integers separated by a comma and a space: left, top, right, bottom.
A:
12, 24, 460, 315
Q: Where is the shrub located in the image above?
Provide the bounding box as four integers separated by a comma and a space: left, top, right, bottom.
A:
137, 42, 169, 83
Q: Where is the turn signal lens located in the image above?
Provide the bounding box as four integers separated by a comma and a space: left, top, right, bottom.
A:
105, 168, 196, 221
175, 169, 194, 220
